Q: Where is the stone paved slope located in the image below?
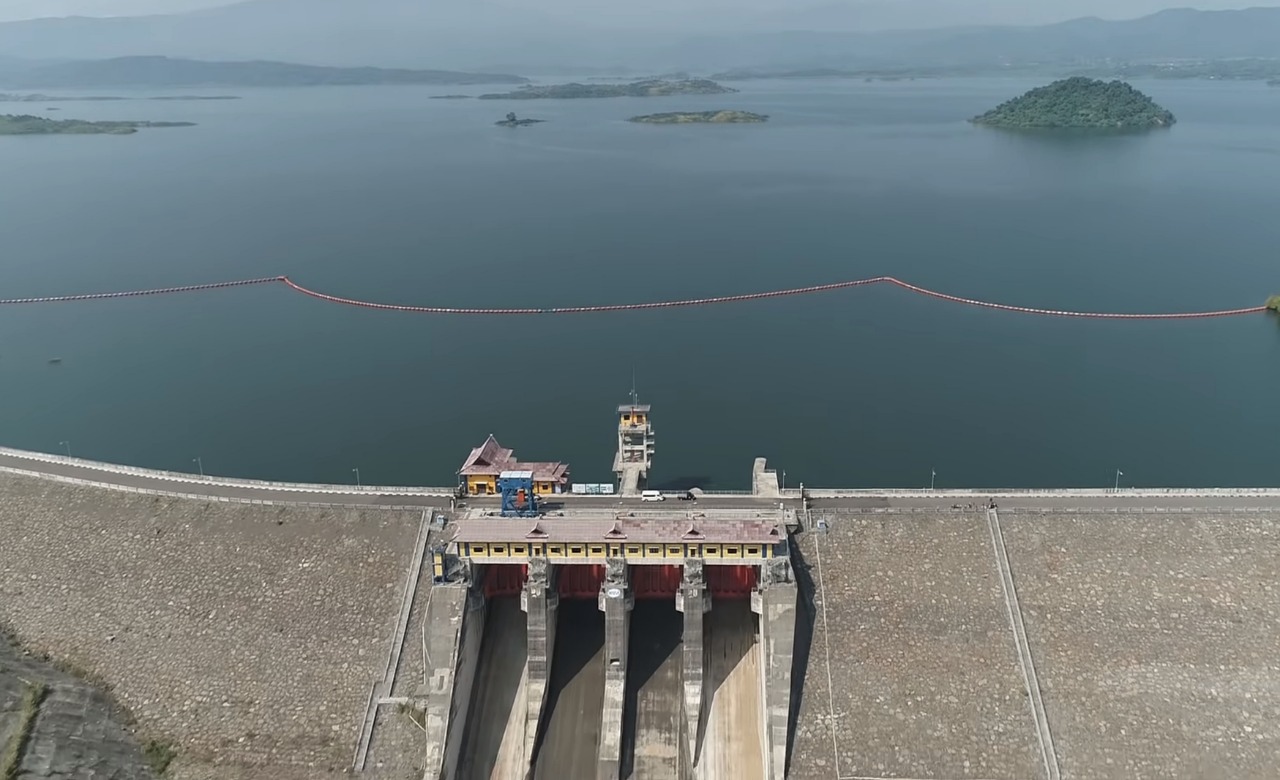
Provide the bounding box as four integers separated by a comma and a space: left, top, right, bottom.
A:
0, 472, 421, 779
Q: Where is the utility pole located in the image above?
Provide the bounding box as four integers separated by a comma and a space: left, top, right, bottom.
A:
1114, 468, 1123, 492
353, 468, 361, 488
59, 441, 71, 457
193, 457, 204, 478
931, 468, 936, 490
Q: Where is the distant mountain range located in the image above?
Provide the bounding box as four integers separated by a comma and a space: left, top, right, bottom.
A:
0, 56, 527, 88
0, 3, 1278, 73
662, 8, 1280, 72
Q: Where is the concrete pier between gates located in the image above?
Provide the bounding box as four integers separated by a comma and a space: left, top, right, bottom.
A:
755, 558, 798, 780
522, 558, 558, 773
597, 559, 632, 780
678, 558, 710, 765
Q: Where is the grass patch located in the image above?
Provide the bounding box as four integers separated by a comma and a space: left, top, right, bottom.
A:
2, 681, 48, 780
396, 701, 427, 733
143, 739, 177, 776
1267, 295, 1280, 312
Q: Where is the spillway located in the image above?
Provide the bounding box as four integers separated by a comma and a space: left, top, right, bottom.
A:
533, 601, 606, 779
696, 601, 765, 780
623, 601, 686, 779
456, 597, 528, 780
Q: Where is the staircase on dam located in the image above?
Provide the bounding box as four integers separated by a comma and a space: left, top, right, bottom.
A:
420, 506, 798, 780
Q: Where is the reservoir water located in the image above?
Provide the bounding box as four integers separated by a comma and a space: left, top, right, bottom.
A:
2, 77, 1278, 489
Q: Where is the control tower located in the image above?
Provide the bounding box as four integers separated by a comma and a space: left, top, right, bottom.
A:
612, 391, 654, 497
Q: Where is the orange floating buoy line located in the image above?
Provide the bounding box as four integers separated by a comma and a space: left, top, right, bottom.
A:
0, 274, 1270, 321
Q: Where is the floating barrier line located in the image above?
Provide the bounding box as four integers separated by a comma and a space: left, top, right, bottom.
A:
0, 274, 1268, 320
0, 277, 285, 305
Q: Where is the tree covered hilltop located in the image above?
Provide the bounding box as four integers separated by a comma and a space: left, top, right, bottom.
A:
0, 114, 194, 134
629, 110, 768, 124
478, 79, 735, 100
971, 77, 1175, 130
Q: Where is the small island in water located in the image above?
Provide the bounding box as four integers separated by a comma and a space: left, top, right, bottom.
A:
495, 112, 543, 127
0, 114, 195, 135
629, 110, 768, 124
479, 79, 735, 100
971, 77, 1175, 130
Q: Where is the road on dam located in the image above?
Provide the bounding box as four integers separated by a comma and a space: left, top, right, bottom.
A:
6, 447, 1280, 512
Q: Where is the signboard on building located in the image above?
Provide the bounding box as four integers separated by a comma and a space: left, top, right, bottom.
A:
571, 483, 616, 495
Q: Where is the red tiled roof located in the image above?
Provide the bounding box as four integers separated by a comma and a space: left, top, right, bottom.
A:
459, 434, 514, 475
458, 436, 568, 482
519, 461, 570, 483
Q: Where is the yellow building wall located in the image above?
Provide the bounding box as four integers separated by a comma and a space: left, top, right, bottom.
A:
619, 412, 647, 426
534, 480, 555, 495
457, 539, 773, 563
466, 475, 497, 495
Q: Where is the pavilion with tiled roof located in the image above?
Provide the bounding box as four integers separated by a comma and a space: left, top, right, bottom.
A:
458, 434, 570, 496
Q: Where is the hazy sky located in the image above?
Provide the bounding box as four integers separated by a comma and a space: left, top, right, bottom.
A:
2, 0, 1279, 28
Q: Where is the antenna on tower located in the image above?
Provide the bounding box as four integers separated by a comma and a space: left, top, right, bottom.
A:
630, 366, 638, 406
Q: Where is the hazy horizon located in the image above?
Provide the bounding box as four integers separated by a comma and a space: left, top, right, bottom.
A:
3, 0, 1280, 31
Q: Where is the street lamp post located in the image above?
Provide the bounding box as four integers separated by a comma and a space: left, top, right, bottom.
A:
782, 469, 786, 490
59, 441, 71, 457
931, 468, 937, 491
193, 457, 204, 478
1114, 468, 1124, 492
353, 468, 361, 488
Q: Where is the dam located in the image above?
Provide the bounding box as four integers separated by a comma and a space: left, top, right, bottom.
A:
417, 400, 798, 780
5, 395, 1280, 779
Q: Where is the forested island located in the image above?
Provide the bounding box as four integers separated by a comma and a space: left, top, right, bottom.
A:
971, 77, 1175, 130
478, 79, 734, 100
629, 110, 768, 124
495, 112, 543, 127
0, 114, 194, 134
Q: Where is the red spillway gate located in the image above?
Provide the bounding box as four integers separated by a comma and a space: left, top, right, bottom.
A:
630, 564, 757, 600
707, 565, 757, 599
482, 564, 528, 598
557, 565, 605, 599
482, 562, 756, 600
632, 566, 684, 600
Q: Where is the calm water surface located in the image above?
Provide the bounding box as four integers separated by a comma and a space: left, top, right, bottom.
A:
2, 78, 1278, 488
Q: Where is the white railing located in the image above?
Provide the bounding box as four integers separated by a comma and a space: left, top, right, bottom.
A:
0, 446, 455, 496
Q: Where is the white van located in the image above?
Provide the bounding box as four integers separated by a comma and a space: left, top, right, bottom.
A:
640, 490, 665, 502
